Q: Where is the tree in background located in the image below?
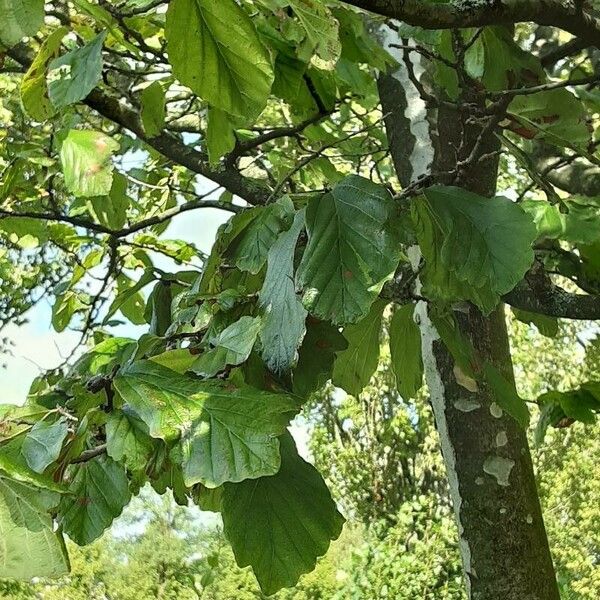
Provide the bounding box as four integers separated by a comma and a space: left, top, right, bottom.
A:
2, 1, 600, 598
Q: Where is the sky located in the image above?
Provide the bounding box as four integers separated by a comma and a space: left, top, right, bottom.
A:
0, 181, 231, 404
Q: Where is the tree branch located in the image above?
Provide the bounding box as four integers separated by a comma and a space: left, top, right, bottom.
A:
7, 44, 272, 206
342, 0, 600, 48
70, 444, 107, 464
504, 277, 600, 320
0, 197, 240, 238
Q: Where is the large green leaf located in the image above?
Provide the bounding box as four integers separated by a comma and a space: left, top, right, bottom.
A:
332, 300, 385, 396
389, 304, 423, 400
413, 186, 536, 313
165, 0, 274, 119
87, 172, 130, 230
222, 433, 345, 595
259, 210, 307, 373
59, 456, 131, 545
297, 175, 402, 325
21, 417, 69, 474
48, 31, 107, 109
0, 472, 68, 579
206, 107, 236, 164
60, 129, 119, 198
114, 361, 298, 487
20, 27, 67, 121
508, 88, 590, 148
0, 0, 43, 47
191, 315, 262, 378
106, 409, 156, 472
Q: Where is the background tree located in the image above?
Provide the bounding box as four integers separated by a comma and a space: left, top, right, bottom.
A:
1, 1, 600, 599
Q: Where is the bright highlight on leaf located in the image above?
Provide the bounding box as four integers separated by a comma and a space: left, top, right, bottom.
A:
165, 0, 274, 119
114, 361, 298, 488
60, 129, 119, 197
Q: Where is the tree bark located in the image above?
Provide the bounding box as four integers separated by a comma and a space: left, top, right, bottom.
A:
378, 25, 560, 600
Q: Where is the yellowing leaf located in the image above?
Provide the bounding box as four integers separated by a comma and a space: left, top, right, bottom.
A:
20, 27, 68, 121
60, 129, 119, 197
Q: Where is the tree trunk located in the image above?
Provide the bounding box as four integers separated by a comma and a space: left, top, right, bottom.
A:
378, 24, 560, 600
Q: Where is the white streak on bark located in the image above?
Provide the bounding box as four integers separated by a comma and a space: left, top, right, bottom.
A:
380, 24, 434, 180
410, 250, 473, 596
381, 18, 471, 596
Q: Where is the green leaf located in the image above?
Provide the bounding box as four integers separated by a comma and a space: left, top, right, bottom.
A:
538, 384, 600, 427
289, 0, 341, 69
21, 417, 69, 473
389, 304, 423, 400
0, 453, 67, 494
113, 360, 298, 487
165, 0, 274, 119
222, 433, 345, 595
483, 362, 530, 428
0, 0, 43, 48
292, 318, 348, 397
113, 273, 147, 325
48, 31, 107, 109
429, 310, 477, 378
193, 484, 222, 512
206, 107, 236, 164
225, 198, 294, 274
52, 290, 87, 332
104, 269, 154, 325
413, 186, 536, 313
59, 455, 131, 545
60, 129, 119, 198
297, 175, 402, 325
332, 300, 385, 396
259, 210, 308, 373
191, 315, 262, 378
140, 81, 166, 137
20, 27, 68, 121
512, 308, 558, 338
508, 88, 590, 148
0, 473, 69, 579
149, 348, 197, 374
88, 172, 130, 231
332, 6, 394, 72
106, 408, 156, 471
521, 197, 600, 245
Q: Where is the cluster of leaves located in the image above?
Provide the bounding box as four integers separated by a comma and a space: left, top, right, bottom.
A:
2, 0, 600, 595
